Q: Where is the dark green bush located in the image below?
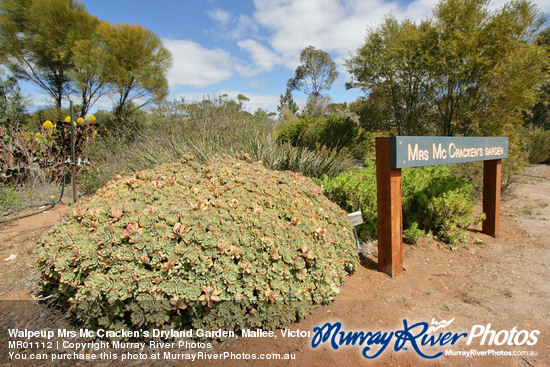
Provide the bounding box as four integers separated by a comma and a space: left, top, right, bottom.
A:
316, 116, 360, 151
402, 165, 479, 244
276, 115, 366, 159
276, 117, 309, 147
317, 163, 482, 245
36, 157, 358, 332
523, 126, 550, 163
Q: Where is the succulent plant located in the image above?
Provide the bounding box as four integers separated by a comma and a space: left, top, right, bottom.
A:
36, 156, 357, 332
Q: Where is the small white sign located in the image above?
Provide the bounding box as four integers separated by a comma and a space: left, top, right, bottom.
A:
348, 211, 363, 226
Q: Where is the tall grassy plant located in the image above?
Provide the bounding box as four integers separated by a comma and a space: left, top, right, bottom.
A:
81, 97, 353, 193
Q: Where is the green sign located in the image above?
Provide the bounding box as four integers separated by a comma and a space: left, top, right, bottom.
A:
390, 136, 508, 169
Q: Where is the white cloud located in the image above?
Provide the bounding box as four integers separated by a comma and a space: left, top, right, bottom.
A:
250, 0, 550, 71
163, 39, 240, 88
207, 8, 231, 26
237, 39, 281, 73
229, 14, 258, 40
251, 0, 442, 68
202, 0, 448, 76
173, 90, 280, 112
207, 8, 258, 40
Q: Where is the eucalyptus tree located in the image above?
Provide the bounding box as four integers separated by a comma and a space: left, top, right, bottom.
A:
97, 22, 173, 116
0, 0, 96, 109
346, 0, 546, 137
288, 46, 338, 116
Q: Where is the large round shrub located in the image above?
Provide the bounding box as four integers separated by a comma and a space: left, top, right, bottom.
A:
36, 157, 357, 332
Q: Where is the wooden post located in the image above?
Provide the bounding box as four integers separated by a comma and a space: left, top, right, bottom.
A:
482, 159, 502, 237
375, 137, 403, 278
70, 101, 77, 204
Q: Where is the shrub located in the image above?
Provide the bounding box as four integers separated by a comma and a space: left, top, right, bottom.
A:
82, 126, 354, 194
0, 124, 38, 184
36, 157, 358, 333
0, 119, 96, 185
246, 135, 354, 179
318, 163, 481, 244
402, 166, 480, 245
523, 126, 550, 163
403, 222, 423, 245
276, 116, 311, 147
315, 161, 378, 239
315, 116, 360, 152
276, 115, 367, 159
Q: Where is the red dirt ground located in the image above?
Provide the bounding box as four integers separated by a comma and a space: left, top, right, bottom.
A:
0, 164, 549, 366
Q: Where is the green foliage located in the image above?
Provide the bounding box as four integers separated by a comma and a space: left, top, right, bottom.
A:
0, 0, 172, 114
318, 163, 482, 245
0, 117, 96, 185
524, 84, 550, 130
316, 161, 378, 239
288, 46, 338, 117
81, 97, 353, 193
403, 222, 423, 245
247, 136, 354, 179
355, 130, 394, 159
26, 107, 71, 128
278, 88, 299, 115
276, 118, 308, 147
97, 22, 173, 115
276, 115, 367, 159
0, 0, 97, 108
346, 0, 547, 137
346, 18, 433, 135
523, 27, 550, 130
305, 93, 332, 117
523, 126, 550, 163
36, 157, 358, 332
450, 161, 484, 199
0, 184, 28, 212
288, 46, 338, 97
0, 182, 61, 215
69, 24, 111, 117
317, 116, 359, 151
0, 75, 27, 123
402, 166, 480, 245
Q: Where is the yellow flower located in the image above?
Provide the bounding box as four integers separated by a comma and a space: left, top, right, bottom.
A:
64, 116, 71, 123
87, 114, 96, 123
42, 120, 54, 130
77, 117, 85, 125
35, 132, 42, 138
93, 130, 98, 136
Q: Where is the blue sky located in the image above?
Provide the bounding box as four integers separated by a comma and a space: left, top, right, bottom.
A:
25, 0, 550, 114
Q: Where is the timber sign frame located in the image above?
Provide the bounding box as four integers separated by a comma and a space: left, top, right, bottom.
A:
375, 136, 508, 278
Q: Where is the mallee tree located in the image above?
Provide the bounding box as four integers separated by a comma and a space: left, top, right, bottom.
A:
346, 0, 547, 138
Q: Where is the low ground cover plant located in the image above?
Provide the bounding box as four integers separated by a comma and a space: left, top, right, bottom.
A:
36, 157, 358, 332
